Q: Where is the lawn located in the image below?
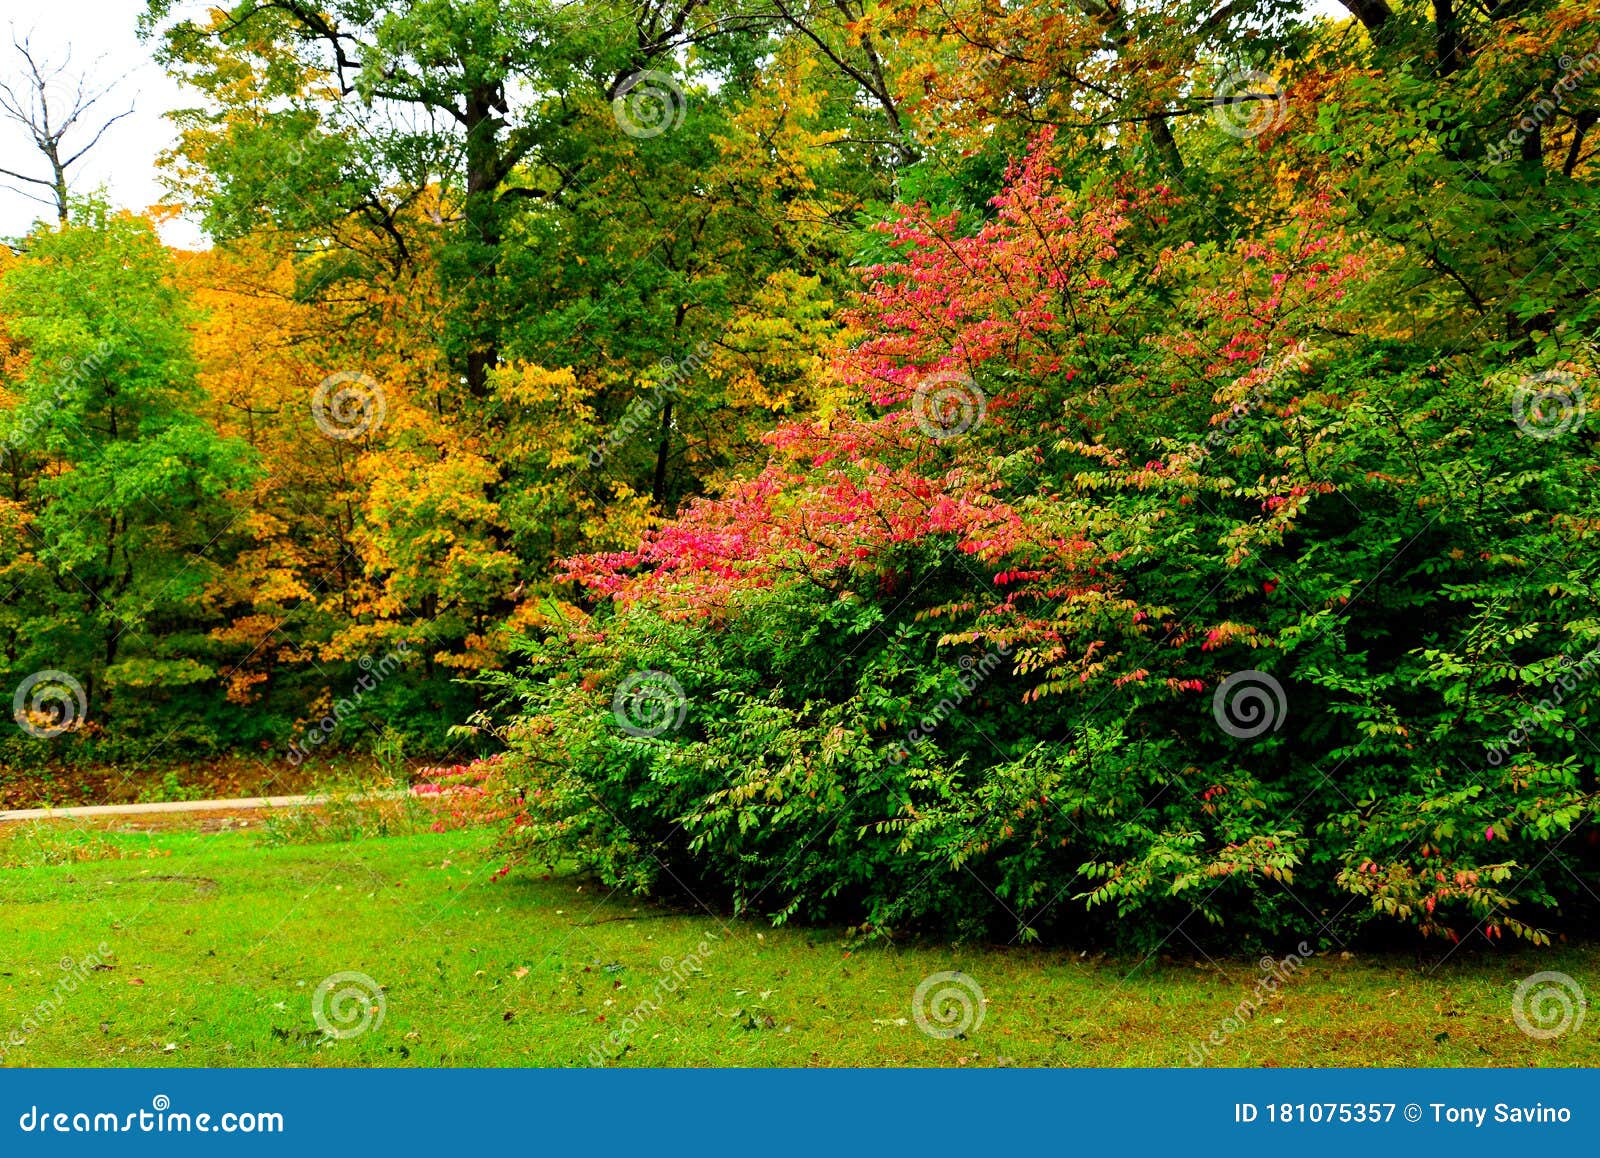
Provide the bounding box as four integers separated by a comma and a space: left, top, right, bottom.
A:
0, 815, 1595, 1068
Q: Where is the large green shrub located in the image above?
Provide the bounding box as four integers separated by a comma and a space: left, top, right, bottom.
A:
488, 113, 1600, 949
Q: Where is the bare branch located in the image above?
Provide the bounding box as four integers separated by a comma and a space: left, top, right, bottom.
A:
0, 181, 59, 209
61, 106, 137, 170
0, 27, 137, 223
0, 165, 58, 189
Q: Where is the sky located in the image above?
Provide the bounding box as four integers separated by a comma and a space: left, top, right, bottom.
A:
0, 0, 205, 248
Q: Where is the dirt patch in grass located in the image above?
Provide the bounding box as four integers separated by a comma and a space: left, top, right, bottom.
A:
0, 757, 328, 810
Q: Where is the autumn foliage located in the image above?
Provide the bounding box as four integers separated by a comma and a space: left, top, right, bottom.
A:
498, 118, 1599, 947
1, 0, 1598, 944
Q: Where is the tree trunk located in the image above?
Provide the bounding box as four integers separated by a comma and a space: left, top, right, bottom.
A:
1146, 113, 1186, 176
653, 398, 674, 509
1340, 0, 1393, 33
461, 83, 506, 398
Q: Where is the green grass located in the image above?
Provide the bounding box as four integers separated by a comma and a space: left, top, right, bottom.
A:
0, 819, 1596, 1067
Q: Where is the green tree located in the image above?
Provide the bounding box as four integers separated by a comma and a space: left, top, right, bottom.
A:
0, 202, 254, 735
142, 0, 712, 396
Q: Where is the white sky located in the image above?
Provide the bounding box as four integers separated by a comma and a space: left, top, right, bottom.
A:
1, 0, 203, 246
2, 0, 1353, 251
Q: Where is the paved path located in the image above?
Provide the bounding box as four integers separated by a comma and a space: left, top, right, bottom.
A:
0, 792, 387, 823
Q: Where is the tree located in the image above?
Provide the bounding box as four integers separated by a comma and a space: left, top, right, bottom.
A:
141, 0, 901, 687
0, 32, 134, 225
0, 201, 254, 731
143, 0, 711, 395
